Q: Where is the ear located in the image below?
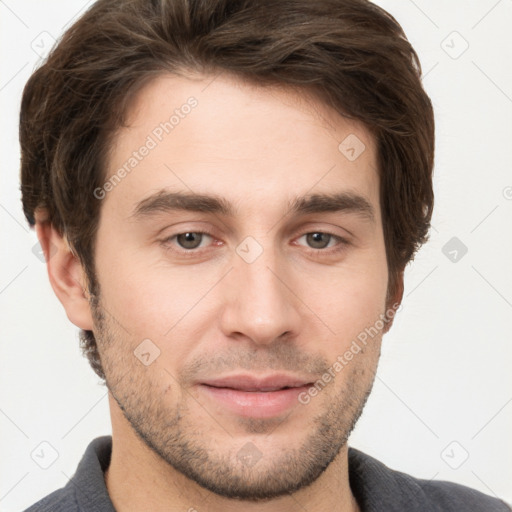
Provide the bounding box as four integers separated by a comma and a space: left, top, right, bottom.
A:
34, 212, 94, 331
383, 270, 404, 334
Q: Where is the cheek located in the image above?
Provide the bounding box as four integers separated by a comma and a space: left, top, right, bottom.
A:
95, 239, 220, 346
305, 267, 388, 369
310, 259, 388, 329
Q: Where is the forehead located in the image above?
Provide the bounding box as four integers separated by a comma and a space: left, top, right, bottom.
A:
102, 72, 380, 222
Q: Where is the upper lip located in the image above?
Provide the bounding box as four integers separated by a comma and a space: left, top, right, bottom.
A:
200, 374, 314, 392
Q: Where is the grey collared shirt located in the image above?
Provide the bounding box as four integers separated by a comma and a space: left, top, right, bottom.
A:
23, 436, 511, 511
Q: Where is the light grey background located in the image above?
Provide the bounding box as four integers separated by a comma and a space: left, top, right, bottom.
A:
1, 0, 511, 510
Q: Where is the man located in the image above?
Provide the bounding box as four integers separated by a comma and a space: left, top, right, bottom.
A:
19, 0, 510, 510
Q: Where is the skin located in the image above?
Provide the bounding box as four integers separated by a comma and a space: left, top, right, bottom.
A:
36, 72, 403, 512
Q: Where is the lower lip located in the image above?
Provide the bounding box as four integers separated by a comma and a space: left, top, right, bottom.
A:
199, 384, 311, 418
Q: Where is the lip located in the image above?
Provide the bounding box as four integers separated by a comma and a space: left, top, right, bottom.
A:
200, 373, 312, 391
198, 374, 314, 418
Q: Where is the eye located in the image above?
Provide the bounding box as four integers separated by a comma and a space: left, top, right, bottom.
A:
298, 232, 336, 249
176, 232, 205, 250
295, 232, 347, 252
166, 231, 214, 251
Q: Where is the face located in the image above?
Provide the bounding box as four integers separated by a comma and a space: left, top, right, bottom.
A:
91, 72, 391, 500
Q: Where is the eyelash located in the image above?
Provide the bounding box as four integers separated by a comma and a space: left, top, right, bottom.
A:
160, 229, 349, 258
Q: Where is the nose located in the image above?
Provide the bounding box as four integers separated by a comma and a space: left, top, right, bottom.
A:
218, 242, 303, 346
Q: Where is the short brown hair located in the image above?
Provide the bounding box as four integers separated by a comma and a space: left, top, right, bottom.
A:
20, 0, 435, 381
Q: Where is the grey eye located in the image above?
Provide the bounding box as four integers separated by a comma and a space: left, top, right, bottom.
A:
304, 232, 333, 249
176, 232, 204, 249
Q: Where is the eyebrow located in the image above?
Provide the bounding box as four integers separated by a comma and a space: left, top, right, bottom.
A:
130, 189, 376, 224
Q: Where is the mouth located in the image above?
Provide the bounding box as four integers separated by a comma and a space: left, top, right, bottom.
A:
198, 374, 314, 418
200, 374, 313, 391
204, 385, 302, 392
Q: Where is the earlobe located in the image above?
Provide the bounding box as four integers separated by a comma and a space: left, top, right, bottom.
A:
34, 216, 94, 331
